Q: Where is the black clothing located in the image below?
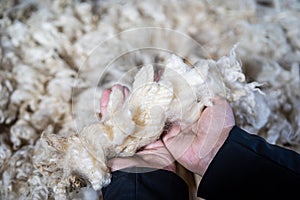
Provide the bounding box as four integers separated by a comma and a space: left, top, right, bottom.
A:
103, 126, 300, 199
102, 167, 189, 200
198, 126, 300, 199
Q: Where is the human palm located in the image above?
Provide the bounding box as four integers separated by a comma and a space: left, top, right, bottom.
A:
163, 98, 235, 176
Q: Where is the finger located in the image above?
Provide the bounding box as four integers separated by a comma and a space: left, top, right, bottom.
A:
123, 86, 130, 99
135, 139, 176, 170
108, 153, 176, 173
112, 84, 130, 101
111, 84, 123, 91
108, 157, 139, 172
136, 149, 176, 172
162, 124, 194, 157
100, 84, 131, 118
162, 124, 181, 142
197, 97, 234, 132
196, 97, 234, 158
163, 127, 196, 161
141, 139, 164, 150
100, 89, 112, 116
210, 97, 235, 128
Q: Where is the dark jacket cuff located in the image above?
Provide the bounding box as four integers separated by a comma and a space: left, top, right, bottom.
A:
102, 167, 189, 200
197, 126, 300, 199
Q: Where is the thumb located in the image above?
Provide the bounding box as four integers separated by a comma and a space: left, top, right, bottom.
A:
162, 124, 181, 143
162, 124, 196, 161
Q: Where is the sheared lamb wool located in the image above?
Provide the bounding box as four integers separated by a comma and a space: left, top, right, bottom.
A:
34, 50, 262, 198
1, 0, 300, 199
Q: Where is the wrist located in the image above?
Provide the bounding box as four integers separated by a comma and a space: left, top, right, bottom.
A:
197, 126, 232, 176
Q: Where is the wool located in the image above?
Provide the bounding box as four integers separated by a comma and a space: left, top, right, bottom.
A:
0, 0, 299, 199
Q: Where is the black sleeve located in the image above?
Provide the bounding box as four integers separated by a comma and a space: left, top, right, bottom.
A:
102, 167, 189, 200
197, 126, 300, 199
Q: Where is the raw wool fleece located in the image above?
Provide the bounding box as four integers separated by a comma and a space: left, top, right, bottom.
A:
37, 49, 262, 199
0, 0, 299, 199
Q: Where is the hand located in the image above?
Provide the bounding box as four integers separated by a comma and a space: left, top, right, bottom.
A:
163, 97, 235, 176
100, 84, 176, 173
99, 84, 130, 119
108, 139, 176, 173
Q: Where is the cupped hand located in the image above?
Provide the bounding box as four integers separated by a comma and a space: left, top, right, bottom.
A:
100, 84, 176, 173
163, 97, 235, 176
108, 139, 176, 173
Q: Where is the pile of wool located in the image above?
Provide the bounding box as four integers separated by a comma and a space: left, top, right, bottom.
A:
34, 48, 263, 199
0, 0, 299, 199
